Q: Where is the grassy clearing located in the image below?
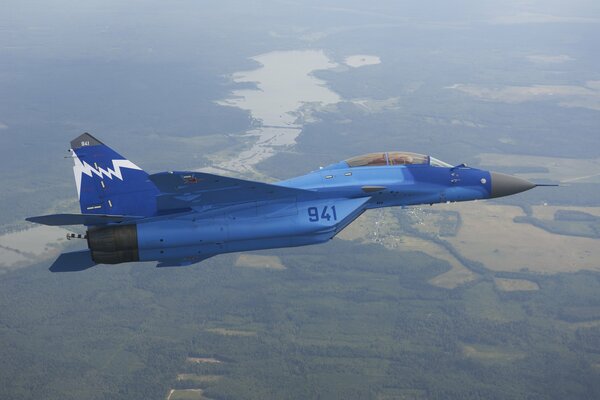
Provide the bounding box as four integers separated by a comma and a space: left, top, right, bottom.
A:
336, 209, 394, 243
186, 357, 222, 364
462, 344, 525, 363
235, 254, 285, 270
339, 197, 599, 275
429, 263, 477, 289
477, 153, 600, 184
205, 328, 257, 337
176, 374, 221, 383
0, 225, 68, 256
0, 225, 70, 271
0, 246, 29, 266
494, 278, 539, 292
532, 206, 600, 220
340, 212, 477, 288
167, 388, 207, 400
398, 236, 477, 289
439, 203, 600, 273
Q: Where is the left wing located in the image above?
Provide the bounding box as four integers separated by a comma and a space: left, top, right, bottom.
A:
26, 213, 144, 226
150, 171, 317, 211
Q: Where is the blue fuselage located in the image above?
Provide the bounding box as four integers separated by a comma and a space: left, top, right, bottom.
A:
280, 162, 492, 207
28, 134, 541, 270
131, 164, 492, 266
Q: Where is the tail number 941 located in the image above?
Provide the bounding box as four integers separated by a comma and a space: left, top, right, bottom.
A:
308, 206, 337, 222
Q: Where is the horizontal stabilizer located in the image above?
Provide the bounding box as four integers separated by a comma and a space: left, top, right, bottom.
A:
26, 213, 143, 226
150, 171, 316, 210
49, 250, 97, 272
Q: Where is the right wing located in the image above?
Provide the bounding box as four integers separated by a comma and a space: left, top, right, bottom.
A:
150, 171, 318, 211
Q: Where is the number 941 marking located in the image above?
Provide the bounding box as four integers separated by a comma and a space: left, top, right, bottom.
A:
308, 205, 337, 222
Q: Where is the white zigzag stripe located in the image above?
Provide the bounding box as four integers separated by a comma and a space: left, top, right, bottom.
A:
72, 155, 142, 199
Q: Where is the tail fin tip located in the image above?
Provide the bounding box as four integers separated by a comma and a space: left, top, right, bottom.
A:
70, 132, 104, 150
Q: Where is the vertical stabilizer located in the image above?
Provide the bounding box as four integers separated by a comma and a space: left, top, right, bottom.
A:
70, 133, 158, 217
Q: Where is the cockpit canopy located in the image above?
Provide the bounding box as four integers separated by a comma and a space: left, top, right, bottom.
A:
344, 152, 452, 168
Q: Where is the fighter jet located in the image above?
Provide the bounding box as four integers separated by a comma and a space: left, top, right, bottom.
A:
27, 133, 552, 271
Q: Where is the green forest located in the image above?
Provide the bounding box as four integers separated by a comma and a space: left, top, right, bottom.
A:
1, 239, 599, 399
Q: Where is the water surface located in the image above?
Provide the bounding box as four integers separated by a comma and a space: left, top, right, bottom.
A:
212, 50, 341, 174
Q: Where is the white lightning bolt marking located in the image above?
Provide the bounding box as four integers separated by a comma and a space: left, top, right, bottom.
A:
72, 154, 142, 198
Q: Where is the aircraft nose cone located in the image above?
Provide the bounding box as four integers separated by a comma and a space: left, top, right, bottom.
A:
490, 172, 536, 198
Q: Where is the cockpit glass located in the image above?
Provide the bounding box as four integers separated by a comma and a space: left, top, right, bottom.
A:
344, 152, 449, 168
345, 153, 388, 167
388, 152, 428, 166
430, 157, 453, 168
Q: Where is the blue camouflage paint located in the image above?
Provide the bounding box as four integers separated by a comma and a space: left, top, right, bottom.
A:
27, 134, 541, 269
70, 135, 159, 217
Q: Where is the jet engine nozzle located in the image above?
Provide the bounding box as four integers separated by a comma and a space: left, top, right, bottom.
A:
87, 224, 139, 264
